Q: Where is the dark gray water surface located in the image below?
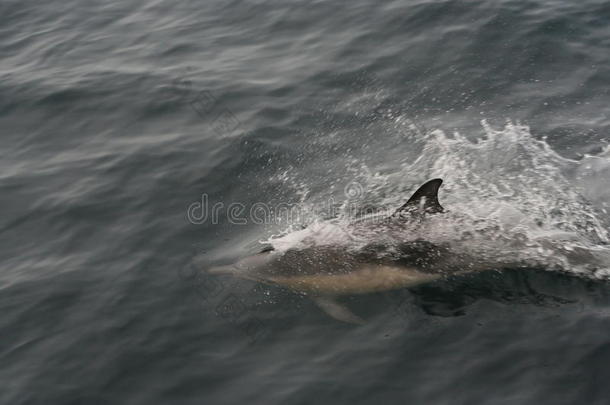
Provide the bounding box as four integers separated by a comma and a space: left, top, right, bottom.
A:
2, 0, 610, 404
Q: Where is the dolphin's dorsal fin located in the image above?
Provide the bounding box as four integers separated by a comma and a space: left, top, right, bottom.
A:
394, 178, 444, 217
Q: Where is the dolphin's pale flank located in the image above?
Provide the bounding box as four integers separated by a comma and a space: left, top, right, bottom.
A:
208, 179, 496, 324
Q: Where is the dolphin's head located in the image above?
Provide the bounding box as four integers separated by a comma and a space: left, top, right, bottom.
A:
207, 245, 276, 276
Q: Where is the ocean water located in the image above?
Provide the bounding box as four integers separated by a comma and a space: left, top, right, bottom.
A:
2, 0, 610, 404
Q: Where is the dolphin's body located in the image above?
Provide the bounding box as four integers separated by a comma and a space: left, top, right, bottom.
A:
209, 179, 496, 323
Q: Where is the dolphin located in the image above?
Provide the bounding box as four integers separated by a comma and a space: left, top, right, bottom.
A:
208, 179, 499, 323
